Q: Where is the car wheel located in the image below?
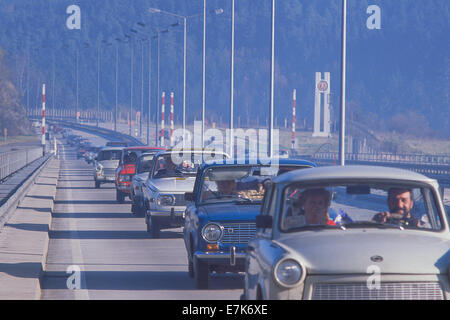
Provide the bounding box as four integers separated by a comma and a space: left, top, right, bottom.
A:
146, 213, 160, 238
116, 190, 125, 203
95, 180, 100, 189
193, 256, 209, 289
188, 259, 194, 278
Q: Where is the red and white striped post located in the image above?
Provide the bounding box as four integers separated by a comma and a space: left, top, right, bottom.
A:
41, 84, 46, 154
170, 92, 174, 147
161, 91, 165, 147
291, 89, 296, 150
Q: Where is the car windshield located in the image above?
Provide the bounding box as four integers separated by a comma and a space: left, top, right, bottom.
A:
152, 153, 208, 179
137, 154, 155, 173
200, 165, 285, 204
97, 150, 121, 161
279, 182, 444, 232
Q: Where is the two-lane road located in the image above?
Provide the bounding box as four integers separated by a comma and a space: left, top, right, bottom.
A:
40, 140, 242, 300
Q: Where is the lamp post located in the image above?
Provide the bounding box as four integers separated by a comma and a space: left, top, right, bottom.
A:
149, 7, 223, 147
230, 0, 235, 158
339, 0, 347, 166
269, 0, 275, 158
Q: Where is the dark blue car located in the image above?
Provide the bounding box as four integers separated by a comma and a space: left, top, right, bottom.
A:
183, 158, 316, 289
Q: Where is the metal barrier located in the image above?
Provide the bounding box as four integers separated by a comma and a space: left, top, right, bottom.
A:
0, 147, 43, 181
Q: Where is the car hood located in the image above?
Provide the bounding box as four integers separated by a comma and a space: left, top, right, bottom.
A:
276, 229, 450, 274
98, 160, 119, 169
148, 177, 196, 193
201, 203, 261, 221
133, 172, 148, 181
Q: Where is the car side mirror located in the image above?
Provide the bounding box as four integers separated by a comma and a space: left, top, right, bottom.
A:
185, 192, 195, 202
256, 214, 273, 229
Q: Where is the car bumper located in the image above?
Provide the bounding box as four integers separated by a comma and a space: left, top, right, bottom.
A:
95, 174, 115, 183
148, 208, 185, 227
194, 248, 246, 267
116, 184, 131, 193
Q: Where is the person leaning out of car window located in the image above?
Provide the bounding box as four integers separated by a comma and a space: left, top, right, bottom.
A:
372, 188, 430, 228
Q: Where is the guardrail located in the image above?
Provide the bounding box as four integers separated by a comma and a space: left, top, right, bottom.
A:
0, 153, 54, 228
44, 119, 145, 146
313, 152, 450, 165
309, 152, 450, 188
0, 147, 43, 182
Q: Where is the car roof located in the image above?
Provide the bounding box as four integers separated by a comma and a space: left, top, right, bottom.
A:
99, 146, 124, 151
201, 158, 317, 169
154, 149, 230, 157
123, 146, 166, 151
273, 165, 437, 185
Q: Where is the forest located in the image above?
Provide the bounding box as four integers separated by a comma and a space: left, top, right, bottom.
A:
0, 0, 448, 138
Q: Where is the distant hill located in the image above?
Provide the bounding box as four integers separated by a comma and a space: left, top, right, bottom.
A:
0, 0, 448, 139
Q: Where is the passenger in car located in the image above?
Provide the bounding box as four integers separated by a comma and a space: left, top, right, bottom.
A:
301, 188, 336, 226
283, 188, 335, 229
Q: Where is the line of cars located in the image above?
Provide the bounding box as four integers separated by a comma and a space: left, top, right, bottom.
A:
73, 135, 449, 300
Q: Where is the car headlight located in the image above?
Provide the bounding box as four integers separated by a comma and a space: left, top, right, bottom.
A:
201, 223, 223, 243
157, 194, 175, 206
96, 164, 103, 172
274, 259, 304, 287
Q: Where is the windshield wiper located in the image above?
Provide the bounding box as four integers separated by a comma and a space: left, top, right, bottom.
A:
342, 221, 404, 230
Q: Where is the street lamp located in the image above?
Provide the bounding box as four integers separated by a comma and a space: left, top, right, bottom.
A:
148, 6, 224, 147
339, 0, 347, 166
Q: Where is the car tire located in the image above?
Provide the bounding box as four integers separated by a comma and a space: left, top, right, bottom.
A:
95, 180, 101, 189
116, 190, 125, 203
188, 259, 194, 278
193, 257, 209, 289
146, 213, 161, 238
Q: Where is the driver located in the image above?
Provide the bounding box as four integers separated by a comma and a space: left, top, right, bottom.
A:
372, 188, 428, 227
154, 157, 177, 178
216, 180, 237, 196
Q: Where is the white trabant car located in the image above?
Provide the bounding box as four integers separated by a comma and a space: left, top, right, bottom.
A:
243, 165, 450, 300
142, 149, 228, 238
93, 147, 123, 188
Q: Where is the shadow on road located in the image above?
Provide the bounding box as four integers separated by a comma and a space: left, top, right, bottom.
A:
48, 230, 183, 240
5, 223, 49, 232
41, 270, 244, 291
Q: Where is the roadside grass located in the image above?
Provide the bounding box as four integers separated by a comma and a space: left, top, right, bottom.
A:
0, 134, 40, 146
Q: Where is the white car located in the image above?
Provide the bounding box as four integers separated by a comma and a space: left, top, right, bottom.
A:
244, 165, 450, 300
130, 152, 159, 216
142, 149, 228, 238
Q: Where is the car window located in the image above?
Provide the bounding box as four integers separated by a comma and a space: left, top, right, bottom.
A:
97, 150, 121, 161
279, 183, 444, 232
152, 153, 203, 179
200, 165, 276, 204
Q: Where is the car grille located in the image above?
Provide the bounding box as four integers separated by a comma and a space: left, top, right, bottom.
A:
103, 168, 116, 177
221, 223, 256, 244
311, 282, 444, 300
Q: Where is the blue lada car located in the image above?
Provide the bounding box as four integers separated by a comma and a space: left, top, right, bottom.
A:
183, 158, 316, 289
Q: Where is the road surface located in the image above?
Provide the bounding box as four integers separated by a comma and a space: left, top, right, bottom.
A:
40, 138, 243, 300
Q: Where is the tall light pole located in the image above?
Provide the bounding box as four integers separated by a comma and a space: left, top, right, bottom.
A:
115, 38, 120, 131
339, 0, 347, 166
149, 7, 223, 147
76, 47, 79, 122
269, 0, 275, 157
202, 0, 206, 148
230, 0, 235, 158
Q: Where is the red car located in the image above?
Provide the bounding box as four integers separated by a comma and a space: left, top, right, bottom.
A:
115, 146, 166, 203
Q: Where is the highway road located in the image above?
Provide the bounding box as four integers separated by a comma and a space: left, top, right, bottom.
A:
39, 136, 243, 300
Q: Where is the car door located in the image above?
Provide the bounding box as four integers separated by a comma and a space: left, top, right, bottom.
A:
246, 183, 277, 299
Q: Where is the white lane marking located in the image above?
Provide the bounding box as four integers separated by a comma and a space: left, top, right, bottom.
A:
60, 141, 90, 299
